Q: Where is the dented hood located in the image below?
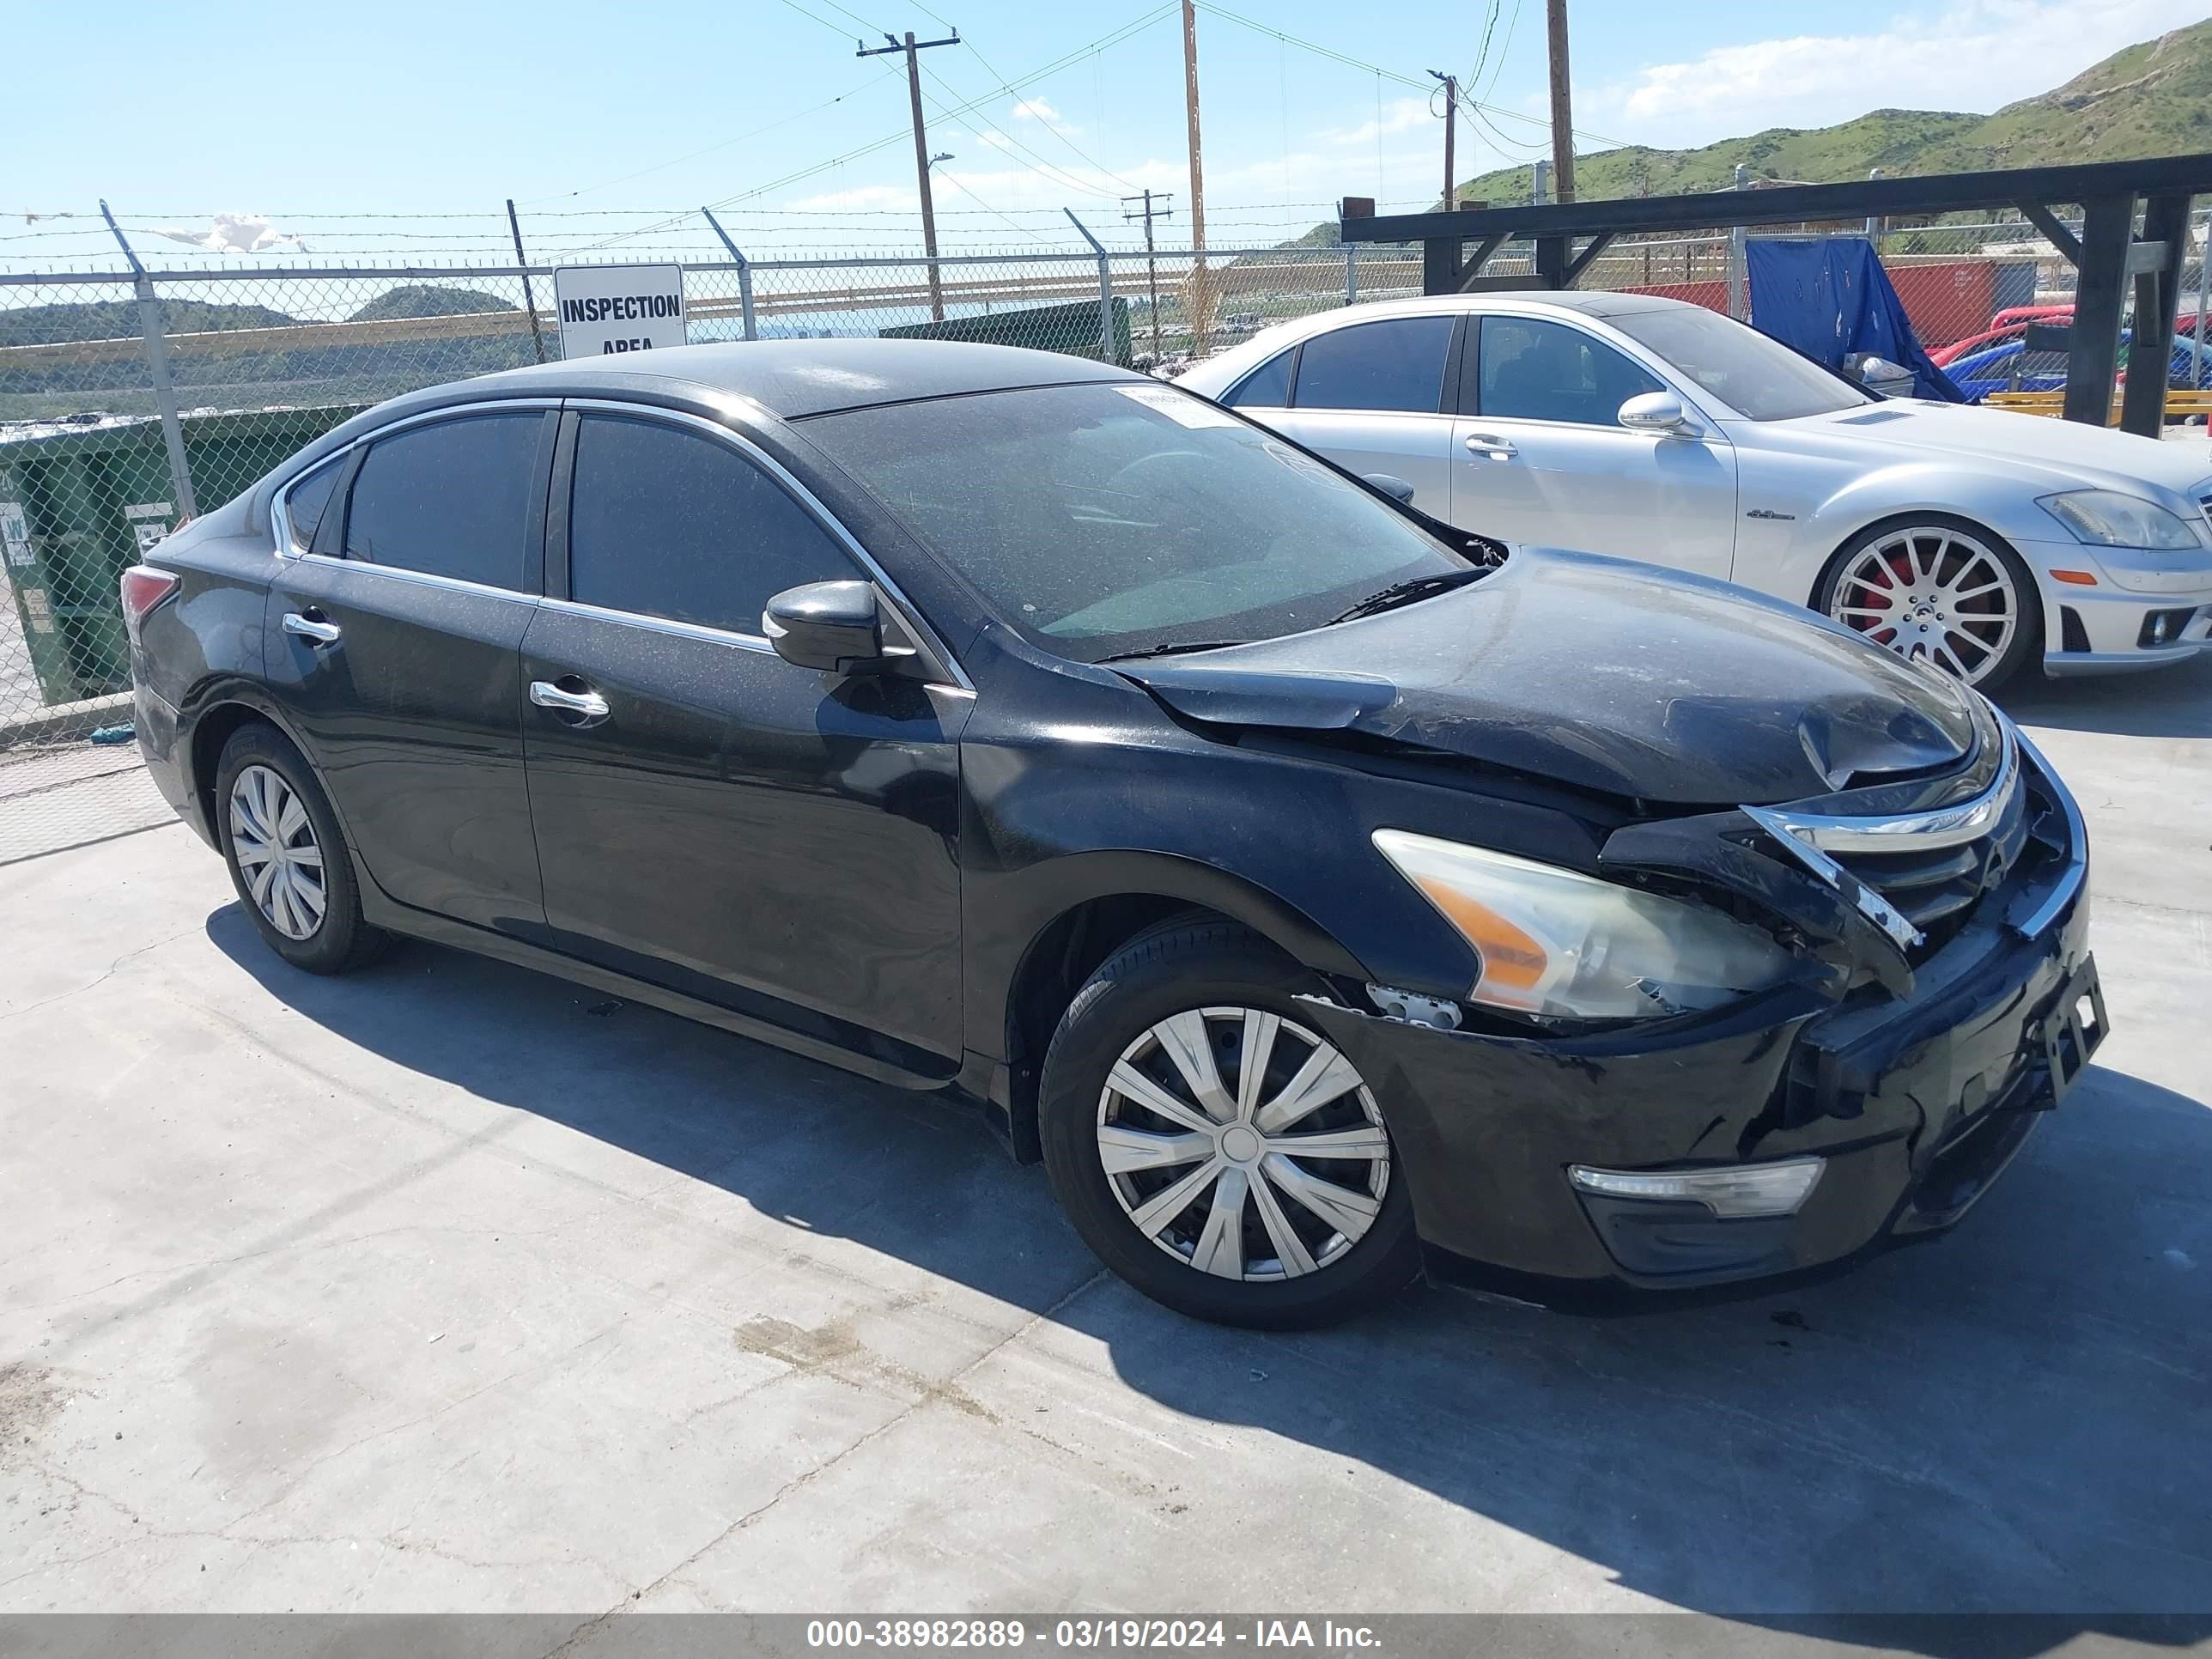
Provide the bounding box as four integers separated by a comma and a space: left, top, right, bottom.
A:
1113, 549, 1979, 805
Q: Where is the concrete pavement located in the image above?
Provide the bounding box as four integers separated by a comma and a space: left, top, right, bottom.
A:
2, 659, 2208, 1633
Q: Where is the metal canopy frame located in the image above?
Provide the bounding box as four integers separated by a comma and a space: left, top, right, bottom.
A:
1340, 152, 2212, 433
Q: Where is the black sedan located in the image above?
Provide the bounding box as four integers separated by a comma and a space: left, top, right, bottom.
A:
123, 340, 2101, 1327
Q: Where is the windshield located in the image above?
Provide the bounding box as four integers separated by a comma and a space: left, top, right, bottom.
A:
800, 381, 1472, 663
1607, 304, 1873, 421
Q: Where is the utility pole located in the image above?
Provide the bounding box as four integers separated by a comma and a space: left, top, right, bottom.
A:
1181, 0, 1213, 345
859, 28, 961, 321
1428, 71, 1457, 209
1123, 190, 1175, 361
1544, 0, 1576, 204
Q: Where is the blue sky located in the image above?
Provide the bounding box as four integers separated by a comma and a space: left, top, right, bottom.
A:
8, 0, 2207, 263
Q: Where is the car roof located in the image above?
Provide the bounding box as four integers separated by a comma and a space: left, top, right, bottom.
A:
1174, 289, 1701, 393
465, 337, 1145, 420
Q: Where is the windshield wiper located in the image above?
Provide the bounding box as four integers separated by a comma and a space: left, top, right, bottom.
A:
1326, 568, 1484, 626
1095, 639, 1249, 664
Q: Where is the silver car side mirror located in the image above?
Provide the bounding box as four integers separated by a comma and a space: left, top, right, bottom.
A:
1618, 391, 1691, 434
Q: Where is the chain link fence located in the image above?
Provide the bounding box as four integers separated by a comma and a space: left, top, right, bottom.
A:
2, 216, 2199, 856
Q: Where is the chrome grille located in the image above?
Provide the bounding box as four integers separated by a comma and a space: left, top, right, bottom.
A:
1826, 770, 2032, 946
1743, 716, 2034, 960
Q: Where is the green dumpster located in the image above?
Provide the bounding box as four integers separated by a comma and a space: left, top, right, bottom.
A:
0, 404, 362, 708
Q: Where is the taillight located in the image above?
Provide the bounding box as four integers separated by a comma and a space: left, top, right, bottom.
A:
119, 565, 179, 640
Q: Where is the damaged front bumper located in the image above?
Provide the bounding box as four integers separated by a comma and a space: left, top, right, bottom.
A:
1299, 767, 2101, 1300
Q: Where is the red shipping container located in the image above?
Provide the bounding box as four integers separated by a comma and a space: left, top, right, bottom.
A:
1887, 261, 1996, 347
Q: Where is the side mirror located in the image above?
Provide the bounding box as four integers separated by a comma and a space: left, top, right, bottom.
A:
1618, 391, 1691, 434
1362, 473, 1418, 506
763, 580, 884, 674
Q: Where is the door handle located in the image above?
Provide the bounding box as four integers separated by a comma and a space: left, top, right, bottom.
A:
283, 611, 342, 645
1464, 434, 1517, 459
529, 679, 611, 723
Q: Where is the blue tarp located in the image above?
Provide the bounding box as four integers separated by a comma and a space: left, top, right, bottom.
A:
1746, 237, 1969, 403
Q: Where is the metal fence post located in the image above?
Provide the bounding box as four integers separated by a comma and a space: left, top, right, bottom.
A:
701, 209, 760, 341
1727, 164, 1751, 322
99, 200, 197, 520
2196, 202, 2209, 385
505, 199, 547, 363
1065, 210, 1116, 365
1344, 246, 1358, 304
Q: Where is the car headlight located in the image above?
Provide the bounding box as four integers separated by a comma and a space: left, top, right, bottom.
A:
2038, 489, 2205, 550
1372, 830, 1797, 1021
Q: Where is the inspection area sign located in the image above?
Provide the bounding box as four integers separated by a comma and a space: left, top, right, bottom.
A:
553, 264, 687, 356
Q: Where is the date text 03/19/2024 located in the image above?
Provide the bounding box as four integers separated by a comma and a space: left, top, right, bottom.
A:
805, 1620, 1385, 1650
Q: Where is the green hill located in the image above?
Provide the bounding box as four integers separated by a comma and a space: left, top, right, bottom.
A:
1287, 15, 2212, 246
348, 285, 518, 322
0, 298, 295, 348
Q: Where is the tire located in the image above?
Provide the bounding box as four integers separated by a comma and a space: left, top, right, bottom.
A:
214, 721, 389, 975
1037, 919, 1420, 1328
1814, 515, 2042, 692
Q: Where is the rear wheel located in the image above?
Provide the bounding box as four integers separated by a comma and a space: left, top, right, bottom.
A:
1815, 518, 2039, 690
215, 723, 388, 975
1037, 920, 1420, 1328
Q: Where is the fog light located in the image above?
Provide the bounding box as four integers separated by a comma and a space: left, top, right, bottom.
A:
2138, 607, 2196, 647
1569, 1158, 1825, 1218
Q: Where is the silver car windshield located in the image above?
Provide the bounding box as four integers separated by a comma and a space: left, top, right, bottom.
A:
1607, 305, 1874, 421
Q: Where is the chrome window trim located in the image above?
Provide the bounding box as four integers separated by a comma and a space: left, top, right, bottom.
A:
537, 593, 775, 654
269, 397, 565, 561
564, 398, 975, 692
1752, 720, 2021, 855
282, 550, 541, 608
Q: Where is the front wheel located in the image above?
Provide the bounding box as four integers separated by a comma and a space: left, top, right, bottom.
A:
1814, 517, 2040, 690
1037, 921, 1420, 1328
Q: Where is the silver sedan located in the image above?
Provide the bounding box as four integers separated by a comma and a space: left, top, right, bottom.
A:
1176, 292, 2212, 689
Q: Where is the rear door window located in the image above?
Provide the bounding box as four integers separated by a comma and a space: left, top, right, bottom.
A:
343, 413, 543, 590
1291, 316, 1453, 413
565, 415, 860, 636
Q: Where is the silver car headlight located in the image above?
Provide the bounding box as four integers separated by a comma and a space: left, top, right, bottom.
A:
2038, 489, 2205, 550
1372, 830, 1797, 1022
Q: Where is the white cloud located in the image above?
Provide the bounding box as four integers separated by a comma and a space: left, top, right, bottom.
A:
787, 184, 915, 213
1591, 0, 2210, 148
1010, 95, 1077, 132
1317, 96, 1440, 149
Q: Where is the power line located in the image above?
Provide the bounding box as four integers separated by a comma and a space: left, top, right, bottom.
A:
579, 3, 1176, 254
943, 31, 1152, 197
918, 62, 1121, 201
1193, 0, 1632, 150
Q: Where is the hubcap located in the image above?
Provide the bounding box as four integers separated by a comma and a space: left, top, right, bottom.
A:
1828, 526, 2018, 686
1096, 1007, 1390, 1283
228, 764, 326, 941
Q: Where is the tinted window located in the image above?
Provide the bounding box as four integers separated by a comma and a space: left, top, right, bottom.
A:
1292, 317, 1452, 413
344, 414, 541, 588
1221, 349, 1293, 408
1607, 303, 1871, 420
283, 459, 342, 552
568, 416, 858, 635
801, 381, 1473, 665
1478, 316, 1666, 425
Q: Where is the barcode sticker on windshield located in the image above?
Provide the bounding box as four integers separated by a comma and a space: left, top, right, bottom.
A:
1116, 383, 1241, 428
